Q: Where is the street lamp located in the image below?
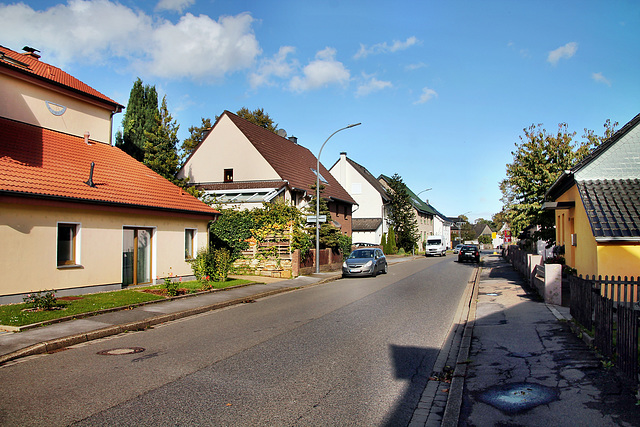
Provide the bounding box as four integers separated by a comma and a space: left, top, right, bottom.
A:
316, 123, 361, 273
417, 188, 432, 199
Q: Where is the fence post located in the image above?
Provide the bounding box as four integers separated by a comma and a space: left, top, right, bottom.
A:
544, 263, 562, 305
528, 254, 542, 284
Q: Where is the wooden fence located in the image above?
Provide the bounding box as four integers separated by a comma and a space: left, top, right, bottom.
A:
568, 275, 639, 384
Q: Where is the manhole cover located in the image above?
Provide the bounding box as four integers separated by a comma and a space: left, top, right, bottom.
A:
97, 347, 145, 356
477, 382, 558, 414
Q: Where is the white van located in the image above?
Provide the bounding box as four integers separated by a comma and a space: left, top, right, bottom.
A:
425, 235, 447, 256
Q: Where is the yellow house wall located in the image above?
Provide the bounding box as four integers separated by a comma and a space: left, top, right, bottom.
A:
597, 244, 640, 279
555, 185, 598, 277
0, 202, 210, 298
0, 73, 114, 144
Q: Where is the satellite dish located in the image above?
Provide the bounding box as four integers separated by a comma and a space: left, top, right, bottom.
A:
277, 129, 287, 138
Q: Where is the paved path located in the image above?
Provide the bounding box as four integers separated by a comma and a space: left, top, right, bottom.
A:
411, 253, 640, 426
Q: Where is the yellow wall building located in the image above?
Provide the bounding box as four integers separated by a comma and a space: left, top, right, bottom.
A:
545, 113, 640, 279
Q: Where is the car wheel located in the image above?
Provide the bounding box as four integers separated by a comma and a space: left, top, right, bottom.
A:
383, 263, 388, 274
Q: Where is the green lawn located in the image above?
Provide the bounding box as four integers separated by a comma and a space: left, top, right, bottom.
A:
0, 279, 252, 327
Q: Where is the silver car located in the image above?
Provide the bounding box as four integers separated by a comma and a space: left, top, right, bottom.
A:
342, 248, 388, 277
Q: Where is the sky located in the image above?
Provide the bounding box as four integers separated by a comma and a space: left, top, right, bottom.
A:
1, 0, 638, 223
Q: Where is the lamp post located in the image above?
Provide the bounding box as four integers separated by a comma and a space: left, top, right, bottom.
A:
316, 123, 361, 273
417, 188, 432, 199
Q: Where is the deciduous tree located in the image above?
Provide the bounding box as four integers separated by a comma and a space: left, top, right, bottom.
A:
386, 173, 419, 253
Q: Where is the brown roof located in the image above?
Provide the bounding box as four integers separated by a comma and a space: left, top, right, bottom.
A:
198, 180, 287, 191
0, 45, 122, 111
0, 117, 219, 217
222, 111, 355, 204
352, 218, 383, 231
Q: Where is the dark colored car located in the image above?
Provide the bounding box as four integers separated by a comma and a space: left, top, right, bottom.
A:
458, 245, 480, 263
342, 248, 388, 277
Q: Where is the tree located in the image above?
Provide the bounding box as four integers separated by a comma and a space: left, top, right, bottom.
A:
386, 174, 419, 253
115, 78, 159, 161
181, 117, 212, 161
500, 121, 617, 245
304, 184, 344, 251
143, 96, 180, 182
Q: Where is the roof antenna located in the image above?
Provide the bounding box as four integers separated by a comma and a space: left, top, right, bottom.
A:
85, 162, 96, 188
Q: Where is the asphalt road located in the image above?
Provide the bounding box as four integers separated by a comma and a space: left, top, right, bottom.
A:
0, 255, 473, 426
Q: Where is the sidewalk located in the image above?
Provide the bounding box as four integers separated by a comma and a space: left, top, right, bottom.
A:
411, 253, 640, 426
0, 255, 418, 365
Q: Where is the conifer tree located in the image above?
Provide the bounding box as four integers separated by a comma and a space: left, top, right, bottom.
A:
143, 96, 180, 182
380, 232, 387, 253
115, 78, 159, 161
386, 174, 419, 253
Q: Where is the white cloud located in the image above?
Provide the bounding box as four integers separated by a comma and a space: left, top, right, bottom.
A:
156, 0, 195, 13
547, 42, 578, 65
356, 73, 392, 97
414, 87, 438, 104
354, 36, 419, 59
289, 47, 350, 92
592, 72, 612, 86
405, 62, 427, 71
0, 1, 260, 81
249, 46, 297, 88
143, 12, 260, 80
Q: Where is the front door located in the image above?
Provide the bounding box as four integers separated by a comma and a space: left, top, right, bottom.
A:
123, 228, 152, 286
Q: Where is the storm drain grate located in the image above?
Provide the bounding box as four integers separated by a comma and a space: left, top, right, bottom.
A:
97, 347, 145, 356
477, 382, 558, 413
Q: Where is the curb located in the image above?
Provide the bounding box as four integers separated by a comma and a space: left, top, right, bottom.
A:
0, 277, 344, 366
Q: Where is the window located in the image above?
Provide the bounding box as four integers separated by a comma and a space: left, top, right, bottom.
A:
57, 223, 79, 267
224, 168, 233, 183
185, 229, 196, 259
310, 168, 328, 184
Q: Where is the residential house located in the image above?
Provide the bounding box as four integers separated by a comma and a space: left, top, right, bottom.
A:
178, 110, 356, 235
0, 45, 219, 304
329, 152, 390, 244
378, 175, 438, 250
428, 204, 452, 249
544, 112, 640, 278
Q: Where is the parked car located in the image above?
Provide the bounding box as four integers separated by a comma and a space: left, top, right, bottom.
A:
342, 248, 388, 277
453, 244, 463, 254
458, 245, 480, 263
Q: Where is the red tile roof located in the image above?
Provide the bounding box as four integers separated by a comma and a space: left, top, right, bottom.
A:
0, 117, 218, 217
0, 45, 122, 110
222, 111, 356, 204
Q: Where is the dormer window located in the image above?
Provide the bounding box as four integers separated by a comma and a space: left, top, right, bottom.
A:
224, 168, 233, 183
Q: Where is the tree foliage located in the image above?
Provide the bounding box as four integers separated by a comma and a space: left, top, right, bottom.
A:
500, 120, 617, 245
115, 78, 159, 161
143, 95, 180, 182
386, 174, 419, 252
235, 107, 278, 133
181, 117, 212, 161
304, 185, 348, 253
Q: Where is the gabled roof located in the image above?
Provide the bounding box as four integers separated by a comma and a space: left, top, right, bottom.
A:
352, 218, 383, 232
0, 117, 218, 217
0, 45, 122, 111
329, 155, 390, 202
220, 111, 355, 205
577, 179, 640, 241
378, 174, 437, 215
546, 112, 640, 200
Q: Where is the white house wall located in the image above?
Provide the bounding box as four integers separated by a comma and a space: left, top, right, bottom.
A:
178, 114, 280, 183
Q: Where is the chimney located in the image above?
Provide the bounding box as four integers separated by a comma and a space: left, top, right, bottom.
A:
22, 46, 41, 59
84, 131, 90, 145
339, 152, 347, 185
85, 162, 96, 188
288, 136, 298, 144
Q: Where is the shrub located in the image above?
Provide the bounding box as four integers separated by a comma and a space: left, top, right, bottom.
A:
189, 248, 232, 284
164, 277, 179, 296
338, 234, 352, 260
23, 290, 58, 311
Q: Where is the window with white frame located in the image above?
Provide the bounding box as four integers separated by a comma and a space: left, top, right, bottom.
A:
57, 223, 80, 267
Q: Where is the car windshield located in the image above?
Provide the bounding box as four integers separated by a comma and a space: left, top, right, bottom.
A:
349, 250, 374, 259
427, 239, 441, 245
462, 246, 477, 251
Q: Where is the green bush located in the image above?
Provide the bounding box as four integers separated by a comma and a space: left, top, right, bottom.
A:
23, 290, 58, 311
189, 248, 231, 283
338, 234, 352, 260
163, 277, 179, 296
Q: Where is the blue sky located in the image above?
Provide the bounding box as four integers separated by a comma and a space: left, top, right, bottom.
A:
1, 0, 638, 222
